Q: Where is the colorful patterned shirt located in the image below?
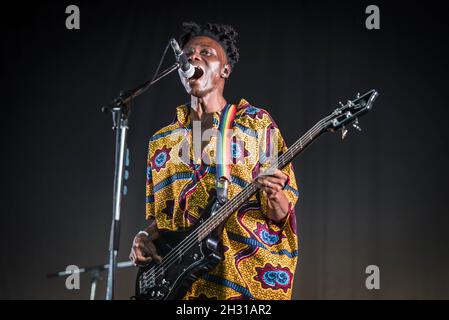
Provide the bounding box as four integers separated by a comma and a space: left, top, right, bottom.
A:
145, 99, 299, 300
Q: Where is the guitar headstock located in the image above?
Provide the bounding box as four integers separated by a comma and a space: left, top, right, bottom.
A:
325, 90, 378, 139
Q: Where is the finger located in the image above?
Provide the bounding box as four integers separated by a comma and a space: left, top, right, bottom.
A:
131, 249, 140, 261
131, 243, 149, 262
270, 171, 288, 187
137, 241, 162, 263
153, 253, 162, 263
272, 170, 287, 179
146, 241, 162, 261
257, 180, 279, 195
256, 180, 270, 193
138, 242, 152, 256
264, 177, 283, 191
269, 169, 287, 180
145, 242, 162, 262
255, 177, 265, 188
130, 246, 139, 260
134, 253, 153, 266
130, 251, 140, 266
267, 191, 279, 200
269, 172, 286, 184
262, 186, 276, 197
135, 258, 152, 266
257, 176, 280, 188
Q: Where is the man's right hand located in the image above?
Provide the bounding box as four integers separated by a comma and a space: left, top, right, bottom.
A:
129, 233, 162, 266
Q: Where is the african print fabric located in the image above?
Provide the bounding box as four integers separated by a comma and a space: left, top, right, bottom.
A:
145, 99, 299, 300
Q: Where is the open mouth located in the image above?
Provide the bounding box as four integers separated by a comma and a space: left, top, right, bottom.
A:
189, 66, 204, 81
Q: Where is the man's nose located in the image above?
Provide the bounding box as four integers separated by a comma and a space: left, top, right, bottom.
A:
188, 51, 201, 63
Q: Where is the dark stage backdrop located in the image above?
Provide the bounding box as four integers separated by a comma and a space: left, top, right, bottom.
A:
1, 0, 448, 299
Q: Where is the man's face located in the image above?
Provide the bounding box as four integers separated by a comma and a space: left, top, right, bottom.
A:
180, 36, 229, 98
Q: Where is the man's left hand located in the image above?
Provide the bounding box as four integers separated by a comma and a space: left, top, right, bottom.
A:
255, 169, 288, 200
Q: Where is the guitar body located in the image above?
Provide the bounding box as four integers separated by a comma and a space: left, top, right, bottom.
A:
134, 194, 225, 300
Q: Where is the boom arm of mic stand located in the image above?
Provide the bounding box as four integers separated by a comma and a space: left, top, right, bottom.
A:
101, 62, 179, 300
101, 62, 180, 113
46, 261, 134, 278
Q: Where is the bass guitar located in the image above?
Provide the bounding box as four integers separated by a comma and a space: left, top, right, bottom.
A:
134, 89, 379, 300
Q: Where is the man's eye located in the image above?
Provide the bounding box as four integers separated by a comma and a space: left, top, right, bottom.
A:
201, 50, 212, 56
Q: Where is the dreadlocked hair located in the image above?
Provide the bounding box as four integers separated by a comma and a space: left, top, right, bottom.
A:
178, 22, 240, 68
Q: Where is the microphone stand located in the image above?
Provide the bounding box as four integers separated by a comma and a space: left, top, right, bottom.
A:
101, 62, 180, 300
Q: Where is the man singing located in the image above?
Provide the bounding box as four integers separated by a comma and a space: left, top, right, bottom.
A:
130, 22, 299, 300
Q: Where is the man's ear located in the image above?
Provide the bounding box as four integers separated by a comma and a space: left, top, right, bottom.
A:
221, 64, 232, 79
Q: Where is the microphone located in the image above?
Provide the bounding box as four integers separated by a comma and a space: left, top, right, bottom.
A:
170, 38, 195, 79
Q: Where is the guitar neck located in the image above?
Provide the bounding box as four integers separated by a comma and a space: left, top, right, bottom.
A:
197, 118, 329, 240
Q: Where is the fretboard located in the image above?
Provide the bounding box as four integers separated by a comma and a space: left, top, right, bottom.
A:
195, 117, 330, 240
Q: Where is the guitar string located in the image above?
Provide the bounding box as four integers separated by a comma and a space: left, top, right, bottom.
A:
139, 113, 336, 288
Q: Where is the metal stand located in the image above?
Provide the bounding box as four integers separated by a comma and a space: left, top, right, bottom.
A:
89, 269, 101, 300
101, 62, 180, 300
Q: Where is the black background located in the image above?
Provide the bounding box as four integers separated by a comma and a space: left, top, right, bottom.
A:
1, 0, 448, 299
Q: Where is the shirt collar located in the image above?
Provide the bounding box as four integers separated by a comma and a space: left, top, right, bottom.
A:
175, 98, 250, 129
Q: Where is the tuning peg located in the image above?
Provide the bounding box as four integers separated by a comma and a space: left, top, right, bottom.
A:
341, 126, 348, 140
356, 92, 360, 98
339, 101, 345, 107
352, 118, 362, 131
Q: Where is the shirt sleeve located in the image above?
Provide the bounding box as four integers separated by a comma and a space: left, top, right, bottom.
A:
257, 115, 299, 226
145, 140, 155, 220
